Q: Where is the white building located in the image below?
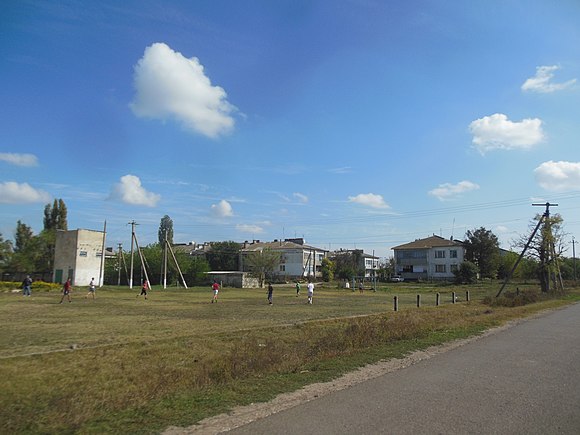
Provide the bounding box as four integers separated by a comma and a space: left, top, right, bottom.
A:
392, 235, 465, 281
53, 229, 105, 285
240, 238, 328, 280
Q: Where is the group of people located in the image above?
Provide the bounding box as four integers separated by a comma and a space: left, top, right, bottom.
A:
266, 280, 315, 305
21, 276, 96, 302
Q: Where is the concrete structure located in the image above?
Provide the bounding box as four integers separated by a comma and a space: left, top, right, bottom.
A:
392, 235, 465, 281
53, 229, 105, 285
240, 238, 328, 280
206, 271, 260, 288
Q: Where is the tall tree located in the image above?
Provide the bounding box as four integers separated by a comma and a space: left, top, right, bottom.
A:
158, 215, 174, 246
14, 221, 33, 253
0, 233, 13, 272
206, 241, 241, 271
43, 199, 68, 231
244, 248, 280, 287
464, 227, 500, 279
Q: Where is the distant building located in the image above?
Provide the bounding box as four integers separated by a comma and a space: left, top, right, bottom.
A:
329, 249, 380, 277
53, 229, 106, 285
392, 235, 465, 281
240, 238, 328, 280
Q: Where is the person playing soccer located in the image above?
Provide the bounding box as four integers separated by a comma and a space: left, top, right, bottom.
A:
137, 279, 149, 300
59, 278, 73, 304
85, 277, 96, 300
211, 280, 220, 303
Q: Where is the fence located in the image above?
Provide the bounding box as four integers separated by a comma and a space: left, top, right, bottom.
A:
392, 291, 470, 311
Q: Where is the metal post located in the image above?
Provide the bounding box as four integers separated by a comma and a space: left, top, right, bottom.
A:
466, 290, 470, 302
452, 292, 456, 304
393, 296, 398, 312
436, 292, 440, 306
416, 294, 421, 308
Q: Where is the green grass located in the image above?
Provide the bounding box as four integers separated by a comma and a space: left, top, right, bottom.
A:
1, 281, 578, 434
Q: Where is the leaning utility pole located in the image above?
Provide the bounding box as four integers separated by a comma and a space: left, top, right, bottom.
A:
128, 220, 138, 289
572, 237, 577, 282
496, 202, 558, 297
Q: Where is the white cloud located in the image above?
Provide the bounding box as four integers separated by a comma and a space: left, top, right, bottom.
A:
428, 180, 480, 201
293, 192, 309, 203
109, 175, 160, 207
534, 160, 580, 192
0, 181, 50, 204
328, 166, 352, 174
236, 224, 264, 234
469, 113, 544, 154
210, 199, 234, 218
130, 42, 235, 138
522, 65, 576, 93
348, 193, 389, 209
0, 153, 38, 167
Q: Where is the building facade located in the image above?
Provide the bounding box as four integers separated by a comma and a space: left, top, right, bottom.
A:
240, 238, 328, 280
53, 229, 105, 285
392, 235, 465, 281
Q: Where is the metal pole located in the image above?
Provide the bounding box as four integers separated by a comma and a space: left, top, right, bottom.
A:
573, 237, 577, 282
98, 220, 107, 287
129, 221, 136, 289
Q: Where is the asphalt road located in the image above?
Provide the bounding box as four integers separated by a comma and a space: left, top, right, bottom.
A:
229, 303, 580, 434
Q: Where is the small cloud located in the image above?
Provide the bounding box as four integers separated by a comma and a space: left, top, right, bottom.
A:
236, 223, 264, 234
534, 160, 580, 192
328, 166, 352, 174
469, 113, 544, 154
130, 42, 236, 138
428, 180, 480, 201
210, 199, 234, 218
109, 175, 160, 207
522, 65, 576, 93
293, 192, 309, 203
348, 193, 389, 209
0, 153, 39, 167
0, 181, 51, 204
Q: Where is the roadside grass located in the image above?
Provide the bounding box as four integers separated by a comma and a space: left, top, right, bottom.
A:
1, 282, 578, 433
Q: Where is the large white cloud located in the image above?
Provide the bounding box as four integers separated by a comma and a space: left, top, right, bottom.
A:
522, 65, 576, 93
130, 42, 235, 138
0, 181, 51, 204
534, 160, 580, 192
109, 175, 160, 207
0, 153, 38, 167
210, 199, 234, 218
428, 180, 480, 201
348, 193, 389, 209
469, 113, 544, 154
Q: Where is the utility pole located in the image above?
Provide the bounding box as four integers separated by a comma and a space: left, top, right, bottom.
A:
99, 220, 107, 287
117, 243, 123, 286
572, 237, 577, 282
128, 220, 138, 289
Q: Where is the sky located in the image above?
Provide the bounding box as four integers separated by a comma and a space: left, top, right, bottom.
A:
1, 0, 580, 259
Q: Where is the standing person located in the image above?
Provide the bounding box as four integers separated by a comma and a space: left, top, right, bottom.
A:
359, 280, 364, 294
22, 275, 32, 297
295, 281, 301, 297
267, 282, 273, 305
137, 279, 149, 300
307, 280, 314, 304
86, 277, 96, 300
59, 278, 72, 304
211, 280, 219, 303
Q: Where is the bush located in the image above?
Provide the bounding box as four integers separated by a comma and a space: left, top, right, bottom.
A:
0, 281, 61, 293
483, 288, 541, 307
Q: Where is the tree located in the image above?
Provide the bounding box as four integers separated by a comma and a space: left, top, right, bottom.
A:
453, 261, 479, 284
244, 248, 280, 287
158, 215, 174, 246
0, 233, 13, 273
43, 199, 68, 231
14, 221, 33, 253
321, 258, 335, 282
464, 227, 500, 279
331, 250, 364, 280
206, 241, 241, 271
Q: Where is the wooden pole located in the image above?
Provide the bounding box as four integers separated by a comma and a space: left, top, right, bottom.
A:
98, 220, 106, 287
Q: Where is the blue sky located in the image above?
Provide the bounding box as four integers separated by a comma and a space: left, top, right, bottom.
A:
1, 0, 579, 259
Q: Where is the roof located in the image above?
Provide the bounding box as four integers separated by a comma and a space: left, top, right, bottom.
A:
392, 235, 464, 250
241, 239, 327, 253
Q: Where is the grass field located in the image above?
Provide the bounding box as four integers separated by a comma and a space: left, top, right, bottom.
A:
1, 281, 578, 434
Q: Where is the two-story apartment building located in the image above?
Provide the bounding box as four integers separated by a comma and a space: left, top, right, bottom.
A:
392, 235, 465, 281
240, 238, 327, 280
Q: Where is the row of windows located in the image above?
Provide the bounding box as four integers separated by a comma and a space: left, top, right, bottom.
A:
434, 249, 458, 259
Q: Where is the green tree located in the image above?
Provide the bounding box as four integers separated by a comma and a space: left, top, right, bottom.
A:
244, 248, 280, 287
453, 261, 479, 284
464, 227, 500, 279
321, 257, 335, 282
0, 233, 14, 273
14, 220, 33, 253
158, 215, 174, 246
43, 199, 68, 231
206, 241, 241, 271
331, 251, 363, 280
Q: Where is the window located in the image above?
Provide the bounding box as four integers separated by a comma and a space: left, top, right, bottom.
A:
435, 250, 445, 259
435, 264, 446, 273
79, 251, 88, 257
450, 250, 458, 259
280, 265, 286, 272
